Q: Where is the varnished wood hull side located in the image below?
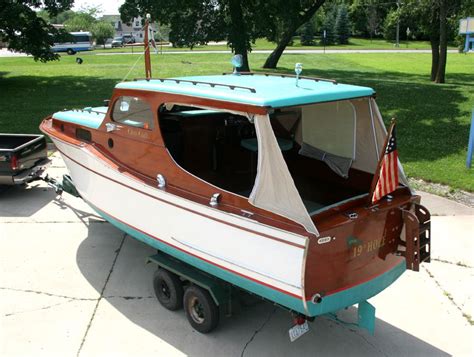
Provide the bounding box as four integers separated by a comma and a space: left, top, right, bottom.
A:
304, 192, 414, 304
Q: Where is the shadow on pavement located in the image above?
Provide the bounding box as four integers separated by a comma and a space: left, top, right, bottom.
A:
0, 182, 55, 217
76, 222, 449, 356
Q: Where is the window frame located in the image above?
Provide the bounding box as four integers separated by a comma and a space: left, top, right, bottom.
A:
111, 95, 155, 130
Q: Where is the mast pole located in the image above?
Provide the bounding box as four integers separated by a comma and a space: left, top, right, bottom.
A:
144, 14, 152, 80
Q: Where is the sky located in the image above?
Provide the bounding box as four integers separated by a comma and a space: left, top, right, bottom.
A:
72, 0, 125, 15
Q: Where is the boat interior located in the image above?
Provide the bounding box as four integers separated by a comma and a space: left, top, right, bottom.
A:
158, 104, 373, 215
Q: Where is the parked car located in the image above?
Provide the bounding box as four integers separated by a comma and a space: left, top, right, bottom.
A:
0, 134, 49, 185
111, 36, 124, 48
122, 35, 136, 44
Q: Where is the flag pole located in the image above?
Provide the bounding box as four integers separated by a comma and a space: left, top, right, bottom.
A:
367, 118, 397, 205
144, 14, 152, 81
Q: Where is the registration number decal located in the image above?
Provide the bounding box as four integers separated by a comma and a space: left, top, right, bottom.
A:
351, 237, 386, 258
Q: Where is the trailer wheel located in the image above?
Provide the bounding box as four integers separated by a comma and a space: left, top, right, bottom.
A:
153, 268, 183, 311
184, 285, 219, 333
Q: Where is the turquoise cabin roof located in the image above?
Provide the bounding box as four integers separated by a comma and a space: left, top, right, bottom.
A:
116, 75, 375, 108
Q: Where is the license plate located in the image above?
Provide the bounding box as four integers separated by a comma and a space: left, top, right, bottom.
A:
288, 321, 309, 342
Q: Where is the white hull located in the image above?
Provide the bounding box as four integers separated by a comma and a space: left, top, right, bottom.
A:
53, 138, 307, 300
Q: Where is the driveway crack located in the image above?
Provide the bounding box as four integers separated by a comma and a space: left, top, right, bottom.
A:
4, 299, 76, 317
0, 287, 97, 301
76, 233, 127, 356
240, 307, 276, 357
423, 266, 474, 325
324, 314, 388, 357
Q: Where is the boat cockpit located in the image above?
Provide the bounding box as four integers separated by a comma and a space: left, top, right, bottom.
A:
155, 97, 397, 219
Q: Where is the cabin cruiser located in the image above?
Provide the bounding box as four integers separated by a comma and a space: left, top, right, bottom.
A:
40, 55, 430, 336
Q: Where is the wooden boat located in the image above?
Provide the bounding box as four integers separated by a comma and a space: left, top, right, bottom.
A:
40, 20, 431, 336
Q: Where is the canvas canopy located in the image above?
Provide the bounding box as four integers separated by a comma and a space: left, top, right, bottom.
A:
248, 97, 410, 236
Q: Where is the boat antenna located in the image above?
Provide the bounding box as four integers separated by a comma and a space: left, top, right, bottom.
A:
144, 13, 152, 80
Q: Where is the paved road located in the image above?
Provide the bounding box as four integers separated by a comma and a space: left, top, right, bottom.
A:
1, 152, 473, 356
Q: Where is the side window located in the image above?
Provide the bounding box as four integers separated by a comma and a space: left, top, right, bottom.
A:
112, 96, 154, 130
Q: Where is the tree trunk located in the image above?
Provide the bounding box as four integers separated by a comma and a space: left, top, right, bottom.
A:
263, 0, 326, 69
263, 29, 296, 69
435, 0, 447, 84
430, 37, 439, 81
228, 0, 250, 72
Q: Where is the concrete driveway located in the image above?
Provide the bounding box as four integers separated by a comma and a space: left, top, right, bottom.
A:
1, 153, 473, 357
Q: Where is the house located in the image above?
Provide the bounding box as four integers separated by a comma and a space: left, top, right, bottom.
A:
102, 15, 156, 41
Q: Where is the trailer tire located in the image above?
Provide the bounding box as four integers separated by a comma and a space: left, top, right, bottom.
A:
184, 285, 219, 333
153, 268, 183, 311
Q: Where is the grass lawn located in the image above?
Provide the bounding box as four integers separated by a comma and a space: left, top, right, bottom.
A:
0, 52, 472, 191
93, 37, 457, 53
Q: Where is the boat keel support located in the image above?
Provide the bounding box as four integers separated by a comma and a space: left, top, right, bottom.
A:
358, 300, 376, 335
325, 300, 376, 335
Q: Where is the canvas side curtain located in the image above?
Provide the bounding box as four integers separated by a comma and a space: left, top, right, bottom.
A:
248, 114, 319, 236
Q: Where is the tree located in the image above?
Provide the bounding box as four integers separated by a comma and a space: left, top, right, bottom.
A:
92, 21, 114, 48
321, 5, 337, 46
348, 0, 395, 37
300, 21, 315, 46
120, 0, 264, 71
262, 0, 326, 69
0, 0, 73, 61
64, 12, 96, 32
401, 0, 474, 83
335, 4, 351, 44
366, 5, 381, 41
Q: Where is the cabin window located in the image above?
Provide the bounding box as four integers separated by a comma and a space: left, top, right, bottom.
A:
112, 96, 154, 129
75, 128, 92, 142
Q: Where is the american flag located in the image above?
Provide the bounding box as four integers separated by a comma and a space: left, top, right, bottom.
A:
371, 126, 399, 203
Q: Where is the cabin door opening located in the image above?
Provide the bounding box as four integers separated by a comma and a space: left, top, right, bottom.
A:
158, 104, 258, 197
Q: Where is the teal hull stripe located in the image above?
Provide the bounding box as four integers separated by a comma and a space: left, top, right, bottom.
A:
90, 202, 405, 316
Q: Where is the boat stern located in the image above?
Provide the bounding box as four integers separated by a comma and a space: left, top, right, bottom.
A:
303, 193, 431, 319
